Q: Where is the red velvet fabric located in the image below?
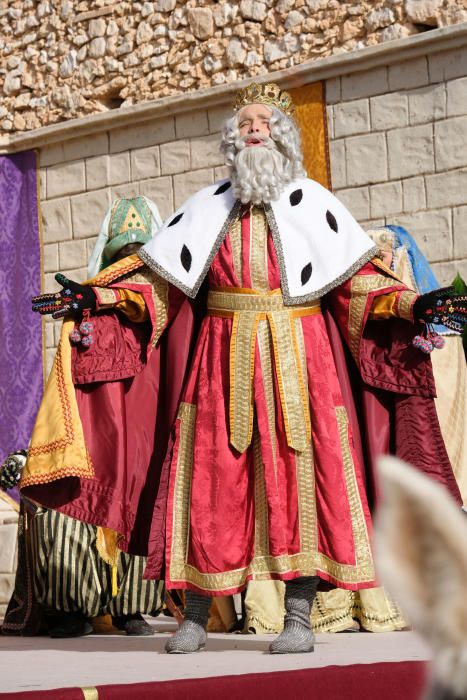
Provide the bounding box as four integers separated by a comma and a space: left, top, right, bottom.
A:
0, 662, 428, 700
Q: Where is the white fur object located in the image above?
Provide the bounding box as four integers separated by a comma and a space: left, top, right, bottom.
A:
139, 177, 376, 303
375, 456, 467, 699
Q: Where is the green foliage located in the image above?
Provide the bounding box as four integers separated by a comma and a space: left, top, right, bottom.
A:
452, 273, 467, 360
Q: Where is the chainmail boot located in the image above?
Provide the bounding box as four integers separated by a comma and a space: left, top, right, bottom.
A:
269, 576, 319, 654
165, 591, 211, 653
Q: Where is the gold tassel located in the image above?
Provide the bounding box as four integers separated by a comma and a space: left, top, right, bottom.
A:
96, 527, 120, 597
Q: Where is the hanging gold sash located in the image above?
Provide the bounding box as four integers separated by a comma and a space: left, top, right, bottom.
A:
207, 287, 320, 454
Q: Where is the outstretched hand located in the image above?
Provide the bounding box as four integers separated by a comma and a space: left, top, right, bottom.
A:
413, 286, 467, 333
32, 273, 96, 320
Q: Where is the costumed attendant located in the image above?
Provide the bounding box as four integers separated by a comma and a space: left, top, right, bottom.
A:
3, 197, 165, 638
369, 226, 467, 505
27, 83, 467, 654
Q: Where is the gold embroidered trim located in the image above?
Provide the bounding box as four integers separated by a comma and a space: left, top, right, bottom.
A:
293, 318, 317, 553
229, 216, 243, 284
257, 319, 277, 479
348, 273, 396, 362
124, 267, 169, 346
230, 310, 259, 452
169, 403, 375, 591
253, 427, 269, 557
93, 287, 120, 307
209, 288, 318, 453
81, 688, 99, 700
170, 402, 196, 580
335, 406, 374, 574
86, 254, 144, 286
250, 206, 269, 293
397, 290, 417, 322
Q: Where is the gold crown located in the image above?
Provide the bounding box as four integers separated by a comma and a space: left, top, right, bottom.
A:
233, 82, 295, 116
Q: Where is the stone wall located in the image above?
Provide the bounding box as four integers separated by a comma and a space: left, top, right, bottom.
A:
328, 43, 467, 287
0, 497, 18, 619
36, 34, 467, 373
2, 0, 467, 133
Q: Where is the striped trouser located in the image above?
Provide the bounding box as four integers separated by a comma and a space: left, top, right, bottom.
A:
30, 508, 163, 618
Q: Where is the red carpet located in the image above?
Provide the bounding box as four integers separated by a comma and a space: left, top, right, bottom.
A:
0, 661, 427, 699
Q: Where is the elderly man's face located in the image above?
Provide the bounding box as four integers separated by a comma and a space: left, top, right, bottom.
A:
238, 103, 272, 145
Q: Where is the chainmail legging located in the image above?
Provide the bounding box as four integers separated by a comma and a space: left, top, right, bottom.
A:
269, 576, 319, 653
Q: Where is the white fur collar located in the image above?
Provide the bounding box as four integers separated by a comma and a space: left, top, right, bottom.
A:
139, 177, 377, 304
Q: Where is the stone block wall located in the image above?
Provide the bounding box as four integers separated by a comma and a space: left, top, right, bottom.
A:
328, 43, 467, 286
39, 101, 232, 372
0, 497, 18, 619
39, 41, 467, 373
2, 0, 467, 134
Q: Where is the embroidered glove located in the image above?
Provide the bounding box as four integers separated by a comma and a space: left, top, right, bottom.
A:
413, 286, 467, 333
32, 274, 97, 320
0, 450, 27, 491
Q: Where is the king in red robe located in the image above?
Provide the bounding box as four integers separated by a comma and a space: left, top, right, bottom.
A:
26, 82, 465, 654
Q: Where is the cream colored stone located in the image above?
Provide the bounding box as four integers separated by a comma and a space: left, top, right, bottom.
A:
345, 133, 387, 186
369, 181, 403, 218
175, 111, 210, 138
45, 322, 54, 348
434, 116, 467, 171
394, 209, 452, 262
59, 239, 88, 270
190, 133, 223, 169
453, 205, 467, 259
111, 182, 140, 200
370, 93, 408, 130
173, 168, 214, 208
47, 160, 86, 198
408, 83, 446, 125
325, 77, 341, 105
402, 176, 426, 213
329, 140, 347, 190
447, 76, 467, 117
341, 67, 388, 101
188, 8, 214, 40
208, 104, 231, 133
432, 259, 467, 286
70, 189, 111, 239
0, 574, 15, 604
405, 0, 442, 26
86, 154, 108, 191
131, 146, 161, 180
388, 57, 429, 91
39, 169, 46, 200
428, 47, 467, 83
333, 98, 370, 138
43, 243, 59, 272
160, 140, 191, 175
40, 143, 66, 167
214, 165, 230, 180
426, 167, 467, 208
41, 199, 72, 244
0, 524, 17, 574
63, 134, 109, 161
108, 151, 131, 186
139, 176, 174, 220
387, 124, 434, 179
335, 186, 369, 220
110, 118, 175, 152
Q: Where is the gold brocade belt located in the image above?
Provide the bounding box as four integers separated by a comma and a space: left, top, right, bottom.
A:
207, 287, 321, 454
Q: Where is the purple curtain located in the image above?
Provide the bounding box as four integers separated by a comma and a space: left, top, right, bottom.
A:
0, 151, 43, 475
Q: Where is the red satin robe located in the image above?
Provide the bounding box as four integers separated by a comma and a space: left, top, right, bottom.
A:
159, 206, 421, 596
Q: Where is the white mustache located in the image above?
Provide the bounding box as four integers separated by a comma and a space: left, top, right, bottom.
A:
235, 134, 276, 151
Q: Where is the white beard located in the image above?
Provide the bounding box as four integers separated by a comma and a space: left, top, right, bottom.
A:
230, 136, 294, 205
